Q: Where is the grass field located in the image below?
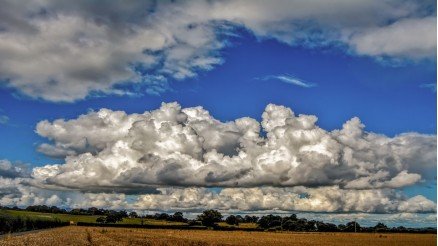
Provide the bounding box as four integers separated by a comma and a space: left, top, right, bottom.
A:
0, 210, 186, 226
0, 226, 436, 246
0, 209, 257, 228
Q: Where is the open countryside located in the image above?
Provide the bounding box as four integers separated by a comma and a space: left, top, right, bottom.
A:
1, 207, 436, 245
0, 1, 436, 245
1, 227, 436, 246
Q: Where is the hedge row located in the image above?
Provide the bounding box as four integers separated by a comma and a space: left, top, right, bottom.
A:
0, 214, 69, 234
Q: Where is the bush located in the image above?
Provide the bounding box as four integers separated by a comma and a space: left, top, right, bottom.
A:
188, 220, 203, 226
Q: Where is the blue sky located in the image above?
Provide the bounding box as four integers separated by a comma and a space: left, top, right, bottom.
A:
0, 0, 436, 227
1, 30, 435, 161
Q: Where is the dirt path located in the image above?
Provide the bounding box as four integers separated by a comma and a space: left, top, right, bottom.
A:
0, 227, 67, 240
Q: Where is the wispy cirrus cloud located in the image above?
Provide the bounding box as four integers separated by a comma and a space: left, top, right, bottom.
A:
0, 115, 9, 125
258, 74, 317, 88
420, 83, 437, 92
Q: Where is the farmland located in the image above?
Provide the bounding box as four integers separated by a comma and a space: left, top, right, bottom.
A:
1, 226, 436, 246
0, 209, 188, 226
1, 208, 436, 245
0, 209, 257, 230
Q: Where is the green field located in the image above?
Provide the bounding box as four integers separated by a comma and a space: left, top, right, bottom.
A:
0, 209, 257, 228
0, 209, 185, 225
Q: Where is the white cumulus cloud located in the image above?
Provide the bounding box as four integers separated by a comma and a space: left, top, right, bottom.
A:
31, 103, 436, 192
0, 173, 435, 214
349, 17, 437, 59
133, 186, 436, 213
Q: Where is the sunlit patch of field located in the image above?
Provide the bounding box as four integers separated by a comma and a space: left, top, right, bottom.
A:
217, 222, 257, 229
1, 226, 436, 246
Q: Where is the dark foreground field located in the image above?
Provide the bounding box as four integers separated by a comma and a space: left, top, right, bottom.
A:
0, 226, 436, 246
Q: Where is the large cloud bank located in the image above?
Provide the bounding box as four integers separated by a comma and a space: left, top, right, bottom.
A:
33, 103, 436, 191
134, 187, 436, 213
0, 103, 436, 215
0, 167, 435, 214
1, 177, 436, 214
0, 0, 435, 101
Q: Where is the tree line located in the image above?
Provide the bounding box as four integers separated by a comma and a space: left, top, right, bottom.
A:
1, 206, 435, 233
95, 209, 436, 233
192, 210, 432, 233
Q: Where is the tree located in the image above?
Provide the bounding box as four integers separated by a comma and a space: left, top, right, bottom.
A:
105, 213, 123, 224
96, 217, 106, 224
129, 211, 138, 218
374, 222, 388, 232
293, 218, 309, 231
155, 213, 170, 220
282, 219, 298, 231
338, 224, 346, 231
289, 214, 297, 221
171, 211, 187, 222
243, 215, 258, 223
88, 207, 99, 215
257, 214, 282, 229
197, 210, 222, 227
316, 221, 338, 232
344, 221, 361, 232
235, 215, 244, 223
395, 226, 407, 232
225, 215, 239, 226
117, 210, 128, 218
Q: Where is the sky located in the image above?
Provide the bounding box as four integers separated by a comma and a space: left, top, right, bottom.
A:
0, 0, 436, 227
